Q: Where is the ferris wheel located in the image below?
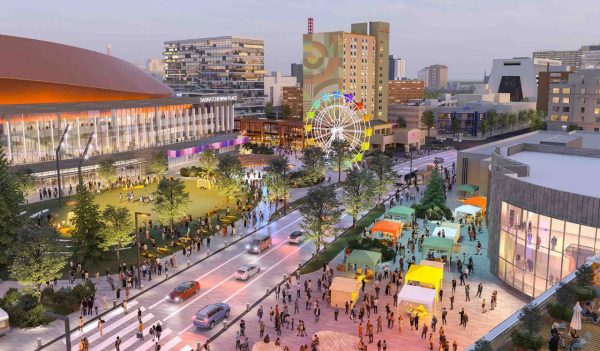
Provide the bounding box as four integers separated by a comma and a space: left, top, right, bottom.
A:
304, 91, 372, 163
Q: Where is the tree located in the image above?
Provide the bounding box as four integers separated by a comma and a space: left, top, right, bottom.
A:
214, 154, 243, 206
421, 110, 436, 138
486, 110, 497, 132
10, 227, 66, 302
451, 117, 462, 140
473, 339, 493, 351
299, 185, 342, 253
517, 110, 528, 127
281, 104, 292, 119
370, 152, 397, 204
269, 155, 289, 175
14, 168, 37, 199
343, 168, 376, 227
148, 152, 168, 176
264, 172, 290, 212
415, 165, 452, 220
498, 113, 509, 132
511, 304, 545, 350
529, 111, 546, 131
99, 205, 134, 261
0, 147, 26, 265
197, 147, 219, 181
508, 112, 517, 130
265, 102, 274, 118
97, 159, 118, 187
301, 146, 327, 185
567, 123, 579, 132
478, 118, 489, 137
329, 140, 352, 183
71, 185, 104, 265
153, 178, 190, 227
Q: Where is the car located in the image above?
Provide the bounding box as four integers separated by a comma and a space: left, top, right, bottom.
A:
234, 264, 260, 281
434, 157, 445, 164
246, 234, 272, 254
193, 303, 230, 329
288, 231, 305, 244
167, 281, 200, 302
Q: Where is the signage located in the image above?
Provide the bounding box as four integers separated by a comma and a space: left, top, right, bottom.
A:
196, 95, 238, 103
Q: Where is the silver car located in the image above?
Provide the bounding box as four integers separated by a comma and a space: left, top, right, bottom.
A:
234, 264, 260, 281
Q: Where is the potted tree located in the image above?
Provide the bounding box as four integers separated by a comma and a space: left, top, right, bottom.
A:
511, 304, 545, 351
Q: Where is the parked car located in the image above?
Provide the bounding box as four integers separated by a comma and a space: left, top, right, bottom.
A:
234, 264, 261, 281
288, 231, 305, 244
434, 157, 445, 164
193, 303, 230, 329
167, 281, 201, 302
246, 233, 272, 254
0, 308, 9, 336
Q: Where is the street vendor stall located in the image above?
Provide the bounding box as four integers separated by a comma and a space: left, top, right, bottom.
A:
422, 236, 454, 261
404, 264, 444, 296
431, 221, 461, 243
454, 204, 482, 223
385, 205, 415, 225
330, 277, 361, 308
370, 220, 403, 246
463, 196, 487, 214
397, 284, 437, 315
347, 249, 382, 280
456, 183, 479, 197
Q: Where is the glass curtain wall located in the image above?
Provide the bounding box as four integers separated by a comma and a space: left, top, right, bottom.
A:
498, 201, 600, 297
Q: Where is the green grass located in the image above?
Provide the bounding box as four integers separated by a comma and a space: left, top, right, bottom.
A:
300, 205, 386, 274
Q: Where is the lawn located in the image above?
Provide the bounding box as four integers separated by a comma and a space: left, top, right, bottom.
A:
300, 205, 386, 274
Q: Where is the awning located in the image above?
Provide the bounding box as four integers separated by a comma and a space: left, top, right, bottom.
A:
397, 285, 436, 311
370, 220, 403, 235
346, 249, 382, 268
456, 183, 479, 196
431, 221, 461, 243
405, 264, 444, 294
421, 236, 454, 256
463, 196, 487, 210
386, 205, 415, 218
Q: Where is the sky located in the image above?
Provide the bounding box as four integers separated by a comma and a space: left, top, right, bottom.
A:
1, 0, 598, 80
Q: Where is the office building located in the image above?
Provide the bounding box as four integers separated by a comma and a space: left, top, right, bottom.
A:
282, 86, 303, 120
487, 57, 562, 102
546, 69, 600, 132
303, 21, 390, 121
388, 55, 406, 80
0, 35, 241, 186
580, 45, 600, 69
388, 79, 424, 104
533, 49, 581, 69
164, 36, 265, 118
235, 118, 304, 149
457, 131, 600, 298
291, 63, 303, 86
536, 67, 573, 112
264, 72, 297, 108
418, 64, 448, 90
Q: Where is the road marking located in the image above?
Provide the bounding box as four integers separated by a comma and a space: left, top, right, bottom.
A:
179, 345, 193, 351
148, 216, 304, 310
89, 313, 154, 351
132, 326, 171, 351
65, 300, 140, 344
159, 335, 182, 351
163, 217, 304, 322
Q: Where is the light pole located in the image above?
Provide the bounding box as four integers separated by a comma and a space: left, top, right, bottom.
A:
55, 124, 70, 207
134, 211, 151, 289
77, 133, 95, 186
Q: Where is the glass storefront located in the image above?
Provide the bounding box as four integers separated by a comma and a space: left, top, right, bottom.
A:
498, 201, 600, 297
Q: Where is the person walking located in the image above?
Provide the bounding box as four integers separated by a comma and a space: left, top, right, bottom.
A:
476, 282, 483, 298
334, 305, 339, 321
450, 294, 455, 310
465, 284, 470, 302
97, 318, 104, 336
137, 307, 142, 322
115, 336, 122, 351
482, 299, 487, 313
79, 315, 84, 332
138, 320, 144, 340
155, 322, 163, 341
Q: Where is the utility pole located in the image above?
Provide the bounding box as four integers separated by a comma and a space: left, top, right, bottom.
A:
77, 133, 95, 186
134, 212, 151, 289
55, 124, 70, 207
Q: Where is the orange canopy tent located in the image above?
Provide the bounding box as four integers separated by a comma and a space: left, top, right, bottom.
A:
370, 220, 403, 246
463, 196, 487, 214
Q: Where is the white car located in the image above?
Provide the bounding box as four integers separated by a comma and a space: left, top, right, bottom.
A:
235, 264, 260, 281
288, 231, 305, 244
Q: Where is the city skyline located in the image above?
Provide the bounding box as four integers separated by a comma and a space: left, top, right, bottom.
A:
1, 0, 598, 80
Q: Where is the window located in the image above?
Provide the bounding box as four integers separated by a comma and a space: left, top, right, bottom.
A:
581, 107, 585, 113
560, 115, 569, 122
550, 115, 559, 121
552, 97, 560, 104
552, 88, 560, 94
581, 88, 586, 94
562, 97, 570, 104
562, 87, 571, 94
596, 108, 600, 115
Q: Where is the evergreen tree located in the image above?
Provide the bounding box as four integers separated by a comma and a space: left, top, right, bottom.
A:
153, 178, 190, 227
416, 165, 451, 220
300, 185, 342, 253
72, 185, 104, 265
343, 168, 376, 227
0, 147, 26, 265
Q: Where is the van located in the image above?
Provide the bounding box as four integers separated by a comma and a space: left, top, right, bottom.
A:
0, 308, 9, 336
246, 233, 272, 254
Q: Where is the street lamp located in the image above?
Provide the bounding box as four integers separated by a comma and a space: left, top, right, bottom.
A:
56, 124, 70, 207
78, 133, 95, 186
134, 211, 151, 289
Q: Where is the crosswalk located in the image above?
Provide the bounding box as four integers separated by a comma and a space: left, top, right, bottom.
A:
65, 299, 195, 351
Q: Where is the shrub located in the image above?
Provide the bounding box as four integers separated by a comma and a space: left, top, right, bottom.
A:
347, 237, 395, 262
575, 286, 596, 301
511, 330, 545, 350
180, 167, 191, 177
548, 303, 572, 322
289, 170, 324, 188
243, 142, 274, 155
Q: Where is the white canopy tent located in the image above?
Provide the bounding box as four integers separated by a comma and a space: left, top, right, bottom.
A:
454, 205, 482, 219
431, 221, 461, 243
397, 284, 437, 312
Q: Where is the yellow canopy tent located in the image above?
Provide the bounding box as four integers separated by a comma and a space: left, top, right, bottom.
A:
330, 277, 361, 308
404, 264, 444, 298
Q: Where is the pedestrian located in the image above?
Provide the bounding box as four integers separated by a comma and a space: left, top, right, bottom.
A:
97, 318, 104, 336
123, 299, 128, 314
476, 282, 483, 298
450, 294, 455, 310
482, 299, 486, 313
156, 322, 163, 341
334, 304, 339, 321
115, 336, 122, 351
138, 307, 142, 322
138, 320, 144, 340
79, 315, 84, 332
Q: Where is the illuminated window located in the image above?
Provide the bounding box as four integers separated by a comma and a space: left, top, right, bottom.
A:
550, 115, 559, 121
560, 115, 569, 122
552, 88, 560, 94
562, 97, 570, 104
562, 87, 571, 94
595, 108, 600, 115
552, 97, 560, 104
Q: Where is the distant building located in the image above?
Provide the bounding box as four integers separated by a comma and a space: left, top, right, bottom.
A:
388, 79, 424, 104
536, 67, 573, 112
291, 63, 303, 86
264, 72, 297, 107
533, 49, 581, 69
546, 69, 600, 132
418, 64, 448, 90
487, 57, 563, 102
282, 86, 303, 119
388, 55, 406, 80
303, 21, 389, 121
164, 36, 265, 117
235, 118, 304, 149
580, 45, 600, 69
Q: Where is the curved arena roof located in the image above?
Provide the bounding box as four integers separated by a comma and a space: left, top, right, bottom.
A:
0, 35, 173, 105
